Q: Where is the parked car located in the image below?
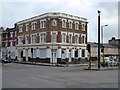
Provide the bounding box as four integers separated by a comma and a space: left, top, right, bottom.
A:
0, 57, 12, 63
106, 58, 118, 66
100, 57, 118, 67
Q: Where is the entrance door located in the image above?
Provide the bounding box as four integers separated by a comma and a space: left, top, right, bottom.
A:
20, 51, 23, 58
69, 50, 72, 62
26, 49, 28, 61
51, 49, 57, 63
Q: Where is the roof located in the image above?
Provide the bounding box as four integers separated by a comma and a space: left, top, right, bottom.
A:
16, 12, 87, 25
88, 42, 117, 48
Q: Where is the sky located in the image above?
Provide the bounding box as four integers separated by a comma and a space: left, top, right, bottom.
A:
0, 0, 119, 43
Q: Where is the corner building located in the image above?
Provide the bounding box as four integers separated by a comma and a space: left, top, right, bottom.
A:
16, 12, 88, 64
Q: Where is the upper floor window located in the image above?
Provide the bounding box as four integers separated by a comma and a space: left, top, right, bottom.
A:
51, 33, 56, 42
68, 20, 73, 29
75, 22, 79, 30
10, 32, 13, 38
62, 33, 66, 43
62, 19, 66, 28
31, 34, 36, 43
14, 31, 17, 37
82, 35, 85, 44
5, 34, 8, 38
75, 35, 79, 44
69, 22, 72, 29
68, 34, 72, 43
19, 25, 23, 32
40, 33, 46, 43
40, 19, 46, 28
19, 36, 23, 44
25, 36, 29, 44
82, 23, 85, 31
31, 22, 36, 30
5, 42, 7, 47
26, 24, 29, 31
10, 41, 12, 46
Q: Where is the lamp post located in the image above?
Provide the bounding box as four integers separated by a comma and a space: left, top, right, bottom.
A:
51, 19, 56, 65
101, 25, 108, 65
97, 10, 101, 70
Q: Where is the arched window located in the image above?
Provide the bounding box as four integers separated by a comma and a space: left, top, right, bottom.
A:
62, 20, 66, 28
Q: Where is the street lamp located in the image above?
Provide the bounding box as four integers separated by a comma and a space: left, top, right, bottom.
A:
101, 25, 108, 66
101, 25, 108, 46
97, 10, 101, 70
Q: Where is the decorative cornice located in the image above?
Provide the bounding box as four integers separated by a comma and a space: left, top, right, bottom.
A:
16, 12, 87, 25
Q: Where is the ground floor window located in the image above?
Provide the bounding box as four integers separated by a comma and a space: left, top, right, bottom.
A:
33, 49, 36, 58
61, 49, 66, 59
39, 49, 46, 58
82, 49, 85, 57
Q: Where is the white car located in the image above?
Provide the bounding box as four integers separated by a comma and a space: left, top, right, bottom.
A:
106, 59, 118, 66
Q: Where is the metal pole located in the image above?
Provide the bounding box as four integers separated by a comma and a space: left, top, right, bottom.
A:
98, 10, 101, 70
101, 26, 104, 65
101, 25, 108, 66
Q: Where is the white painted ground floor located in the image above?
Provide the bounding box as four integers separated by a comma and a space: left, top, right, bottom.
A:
16, 45, 88, 64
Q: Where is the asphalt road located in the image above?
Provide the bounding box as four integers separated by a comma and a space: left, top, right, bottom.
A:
2, 63, 118, 88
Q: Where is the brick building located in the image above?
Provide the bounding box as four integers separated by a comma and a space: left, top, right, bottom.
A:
0, 27, 4, 58
16, 12, 88, 64
88, 42, 118, 58
2, 25, 17, 59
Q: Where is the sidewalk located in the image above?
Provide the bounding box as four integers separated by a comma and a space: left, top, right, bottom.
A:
13, 61, 95, 67
84, 64, 119, 71
13, 61, 119, 70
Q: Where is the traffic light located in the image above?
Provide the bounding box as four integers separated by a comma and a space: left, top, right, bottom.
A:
87, 44, 91, 52
101, 46, 104, 53
101, 48, 103, 52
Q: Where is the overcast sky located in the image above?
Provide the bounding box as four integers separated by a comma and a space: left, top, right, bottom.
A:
0, 0, 119, 43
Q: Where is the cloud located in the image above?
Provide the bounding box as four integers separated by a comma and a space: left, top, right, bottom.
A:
0, 0, 119, 43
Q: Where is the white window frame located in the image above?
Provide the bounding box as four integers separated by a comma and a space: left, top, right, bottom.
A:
81, 34, 86, 44
39, 32, 46, 43
26, 23, 29, 31
75, 21, 79, 30
62, 19, 67, 28
9, 40, 12, 46
68, 33, 73, 43
74, 33, 79, 44
40, 19, 46, 28
51, 31, 57, 43
75, 35, 79, 44
33, 48, 36, 58
62, 33, 66, 43
25, 35, 29, 44
10, 32, 13, 38
68, 20, 73, 29
18, 36, 23, 45
31, 21, 37, 30
19, 25, 23, 33
31, 33, 37, 44
82, 23, 85, 31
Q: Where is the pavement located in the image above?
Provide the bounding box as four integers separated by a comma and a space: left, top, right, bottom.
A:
13, 61, 119, 71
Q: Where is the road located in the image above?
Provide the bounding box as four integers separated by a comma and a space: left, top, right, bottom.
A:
2, 63, 118, 88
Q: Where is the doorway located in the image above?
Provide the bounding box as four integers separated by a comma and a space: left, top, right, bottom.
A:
51, 49, 57, 63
